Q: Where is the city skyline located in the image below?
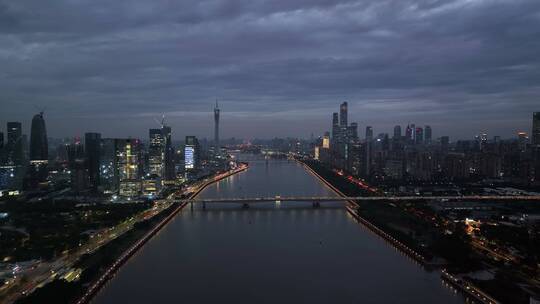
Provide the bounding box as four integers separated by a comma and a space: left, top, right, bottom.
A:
3, 2, 540, 304
0, 109, 538, 143
1, 0, 540, 138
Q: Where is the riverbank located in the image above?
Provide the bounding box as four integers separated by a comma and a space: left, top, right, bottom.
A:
296, 158, 428, 265
441, 270, 500, 304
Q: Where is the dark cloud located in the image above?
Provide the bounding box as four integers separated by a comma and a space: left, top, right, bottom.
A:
0, 0, 539, 140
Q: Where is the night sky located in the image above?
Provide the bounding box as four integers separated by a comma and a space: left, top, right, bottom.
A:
0, 0, 539, 140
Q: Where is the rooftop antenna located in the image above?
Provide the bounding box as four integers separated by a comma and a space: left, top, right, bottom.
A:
153, 114, 166, 128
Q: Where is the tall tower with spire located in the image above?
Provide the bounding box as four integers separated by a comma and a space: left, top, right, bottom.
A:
214, 100, 220, 147
25, 112, 49, 189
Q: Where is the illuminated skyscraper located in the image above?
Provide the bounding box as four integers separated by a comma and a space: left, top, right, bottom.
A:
214, 101, 220, 147
162, 125, 175, 181
533, 112, 540, 146
148, 128, 164, 177
149, 124, 175, 183
185, 136, 200, 172
6, 122, 23, 166
322, 134, 330, 149
117, 139, 142, 197
314, 146, 320, 160
85, 132, 101, 191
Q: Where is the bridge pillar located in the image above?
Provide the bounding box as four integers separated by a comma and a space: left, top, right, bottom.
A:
190, 201, 194, 211
242, 203, 249, 209
312, 201, 320, 208
202, 202, 206, 210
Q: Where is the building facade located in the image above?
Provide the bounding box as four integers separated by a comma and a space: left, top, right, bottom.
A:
85, 132, 101, 191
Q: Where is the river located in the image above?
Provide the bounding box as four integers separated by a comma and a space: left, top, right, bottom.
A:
93, 155, 463, 303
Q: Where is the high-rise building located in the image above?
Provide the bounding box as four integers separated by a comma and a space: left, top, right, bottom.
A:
405, 124, 413, 140
142, 178, 159, 197
331, 113, 339, 141
476, 133, 488, 151
162, 125, 175, 181
0, 131, 4, 164
29, 112, 48, 163
518, 132, 529, 152
322, 133, 330, 149
6, 122, 23, 166
533, 112, 540, 146
85, 133, 101, 191
425, 125, 432, 144
393, 125, 401, 139
185, 136, 200, 172
148, 128, 164, 177
410, 124, 416, 141
339, 102, 348, 128
22, 134, 28, 158
362, 141, 371, 177
68, 140, 88, 192
533, 147, 540, 184
314, 146, 320, 160
24, 113, 48, 189
100, 138, 117, 192
365, 126, 373, 141
415, 127, 424, 145
117, 139, 142, 197
214, 101, 220, 147
348, 123, 358, 141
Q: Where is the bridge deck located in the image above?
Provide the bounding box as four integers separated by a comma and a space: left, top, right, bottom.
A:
174, 195, 540, 204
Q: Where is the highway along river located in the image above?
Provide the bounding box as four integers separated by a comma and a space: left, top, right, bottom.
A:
93, 155, 464, 304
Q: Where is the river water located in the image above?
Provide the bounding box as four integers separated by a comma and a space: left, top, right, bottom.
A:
93, 155, 463, 303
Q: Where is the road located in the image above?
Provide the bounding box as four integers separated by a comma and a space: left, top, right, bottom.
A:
0, 199, 173, 303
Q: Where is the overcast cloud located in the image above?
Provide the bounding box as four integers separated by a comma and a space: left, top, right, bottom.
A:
0, 0, 539, 140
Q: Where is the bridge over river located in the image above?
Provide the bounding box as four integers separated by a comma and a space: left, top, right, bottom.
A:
176, 195, 540, 206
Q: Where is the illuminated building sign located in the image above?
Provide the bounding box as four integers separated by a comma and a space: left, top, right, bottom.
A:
185, 146, 195, 169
